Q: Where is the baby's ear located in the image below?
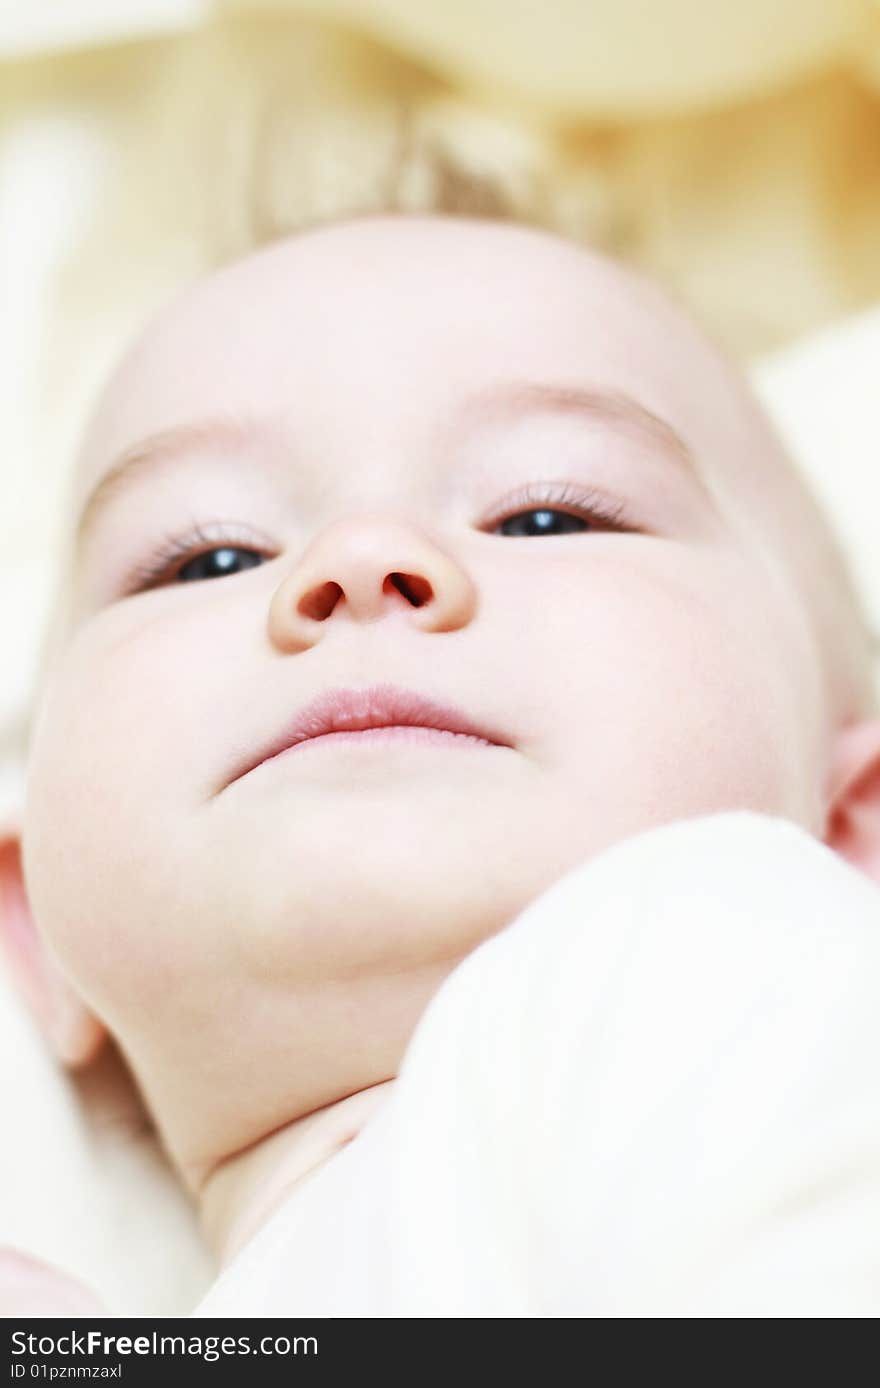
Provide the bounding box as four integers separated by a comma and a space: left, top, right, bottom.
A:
0, 824, 108, 1069
823, 719, 880, 883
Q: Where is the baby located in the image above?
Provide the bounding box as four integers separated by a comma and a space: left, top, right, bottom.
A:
2, 212, 880, 1315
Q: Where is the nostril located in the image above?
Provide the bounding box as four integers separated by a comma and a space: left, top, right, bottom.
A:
295, 573, 432, 621
387, 572, 432, 607
297, 581, 343, 622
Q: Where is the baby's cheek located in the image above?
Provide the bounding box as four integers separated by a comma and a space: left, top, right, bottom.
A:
552, 546, 820, 822
636, 578, 820, 818
35, 606, 208, 799
23, 617, 207, 995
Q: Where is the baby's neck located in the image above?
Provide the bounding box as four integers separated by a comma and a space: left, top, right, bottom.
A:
199, 1079, 396, 1265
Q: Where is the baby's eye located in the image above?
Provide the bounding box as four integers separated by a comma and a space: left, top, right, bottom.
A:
176, 547, 266, 583
485, 483, 631, 537
492, 508, 594, 538
124, 526, 272, 594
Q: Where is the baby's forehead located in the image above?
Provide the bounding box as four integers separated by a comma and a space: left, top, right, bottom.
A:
76, 216, 753, 505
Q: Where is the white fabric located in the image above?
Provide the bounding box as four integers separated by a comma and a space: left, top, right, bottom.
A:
0, 959, 213, 1316
193, 810, 880, 1318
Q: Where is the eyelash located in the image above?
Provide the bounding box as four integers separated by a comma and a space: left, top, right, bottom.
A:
484, 482, 631, 532
123, 519, 269, 595
122, 483, 635, 595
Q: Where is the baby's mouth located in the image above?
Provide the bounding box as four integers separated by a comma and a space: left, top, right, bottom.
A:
218, 682, 511, 791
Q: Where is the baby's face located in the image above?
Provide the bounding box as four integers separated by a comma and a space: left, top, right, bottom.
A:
22, 216, 827, 1186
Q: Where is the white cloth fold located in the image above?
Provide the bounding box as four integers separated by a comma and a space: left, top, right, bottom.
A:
193, 809, 880, 1317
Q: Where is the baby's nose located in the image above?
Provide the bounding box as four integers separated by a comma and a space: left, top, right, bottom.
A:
266, 513, 477, 653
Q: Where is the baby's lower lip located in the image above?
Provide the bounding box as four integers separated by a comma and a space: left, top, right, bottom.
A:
280, 725, 495, 754
219, 724, 507, 792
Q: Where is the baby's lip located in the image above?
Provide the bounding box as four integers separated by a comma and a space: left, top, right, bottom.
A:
223, 682, 511, 788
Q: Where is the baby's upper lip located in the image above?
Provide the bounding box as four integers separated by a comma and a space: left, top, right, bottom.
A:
225, 682, 511, 786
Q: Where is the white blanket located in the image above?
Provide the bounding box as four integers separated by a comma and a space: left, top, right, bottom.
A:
194, 810, 880, 1317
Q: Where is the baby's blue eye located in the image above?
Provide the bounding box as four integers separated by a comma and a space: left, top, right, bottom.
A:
177, 547, 266, 583
492, 508, 590, 538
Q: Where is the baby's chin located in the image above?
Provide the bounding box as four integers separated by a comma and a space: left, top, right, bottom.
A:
212, 821, 536, 982
199, 793, 639, 990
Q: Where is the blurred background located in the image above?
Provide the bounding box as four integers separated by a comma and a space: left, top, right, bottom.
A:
1, 0, 879, 1311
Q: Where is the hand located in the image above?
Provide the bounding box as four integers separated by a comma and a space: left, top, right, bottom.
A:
0, 1248, 107, 1317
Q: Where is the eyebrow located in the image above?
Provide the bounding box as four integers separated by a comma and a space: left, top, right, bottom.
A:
73, 414, 263, 553
73, 380, 702, 553
456, 378, 700, 474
